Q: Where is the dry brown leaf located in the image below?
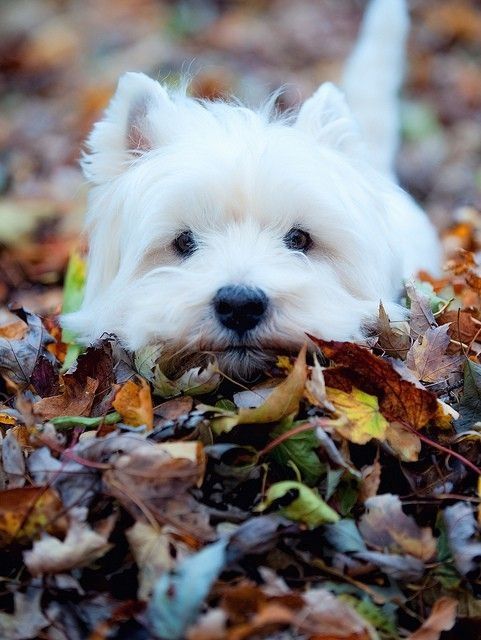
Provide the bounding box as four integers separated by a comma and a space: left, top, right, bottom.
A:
312, 338, 438, 429
376, 302, 411, 358
439, 309, 480, 345
358, 458, 382, 503
127, 521, 191, 601
113, 378, 153, 431
359, 494, 436, 562
24, 509, 113, 575
386, 422, 421, 462
407, 597, 457, 640
406, 325, 464, 383
33, 374, 98, 419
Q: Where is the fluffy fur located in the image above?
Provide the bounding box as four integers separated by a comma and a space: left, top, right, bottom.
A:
64, 0, 441, 379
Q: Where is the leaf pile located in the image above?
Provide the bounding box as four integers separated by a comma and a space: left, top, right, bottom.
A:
1, 234, 481, 638
2, 1, 481, 638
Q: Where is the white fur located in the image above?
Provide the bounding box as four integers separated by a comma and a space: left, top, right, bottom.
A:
63, 0, 441, 379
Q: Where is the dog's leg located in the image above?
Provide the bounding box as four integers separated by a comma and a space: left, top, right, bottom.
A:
342, 0, 409, 178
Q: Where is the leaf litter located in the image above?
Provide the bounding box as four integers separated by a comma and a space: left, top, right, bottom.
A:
2, 0, 481, 638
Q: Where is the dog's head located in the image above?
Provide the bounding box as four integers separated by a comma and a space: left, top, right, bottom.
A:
64, 72, 405, 378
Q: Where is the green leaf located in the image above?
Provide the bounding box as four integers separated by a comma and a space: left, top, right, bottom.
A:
456, 360, 481, 432
257, 480, 339, 527
269, 418, 325, 486
61, 249, 86, 370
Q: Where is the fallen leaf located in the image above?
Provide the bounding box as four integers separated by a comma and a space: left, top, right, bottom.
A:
0, 309, 54, 385
443, 502, 481, 576
406, 283, 438, 339
1, 427, 26, 488
439, 309, 480, 345
209, 344, 307, 434
457, 359, 481, 431
326, 387, 389, 445
256, 481, 339, 527
298, 588, 372, 639
269, 418, 325, 486
127, 521, 191, 601
406, 324, 464, 383
407, 597, 457, 640
355, 550, 425, 581
112, 378, 153, 430
385, 422, 422, 461
359, 458, 382, 502
33, 373, 98, 419
147, 537, 229, 640
313, 339, 438, 428
0, 588, 49, 640
376, 302, 411, 358
0, 486, 67, 546
359, 494, 436, 561
24, 507, 113, 575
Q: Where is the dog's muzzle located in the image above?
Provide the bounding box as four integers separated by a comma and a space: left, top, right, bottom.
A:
213, 285, 268, 336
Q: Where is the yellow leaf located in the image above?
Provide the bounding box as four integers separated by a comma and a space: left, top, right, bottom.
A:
326, 387, 388, 445
113, 378, 154, 431
211, 345, 307, 434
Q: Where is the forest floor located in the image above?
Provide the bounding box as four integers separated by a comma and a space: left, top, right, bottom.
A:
1, 1, 481, 639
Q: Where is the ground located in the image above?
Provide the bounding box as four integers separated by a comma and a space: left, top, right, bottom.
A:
1, 1, 481, 639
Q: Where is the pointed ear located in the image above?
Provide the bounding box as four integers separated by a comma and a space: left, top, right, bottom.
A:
81, 72, 173, 184
295, 82, 364, 155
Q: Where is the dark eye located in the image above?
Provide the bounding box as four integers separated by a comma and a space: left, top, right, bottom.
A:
284, 227, 312, 252
173, 230, 197, 257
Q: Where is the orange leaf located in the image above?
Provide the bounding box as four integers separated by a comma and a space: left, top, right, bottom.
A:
0, 487, 67, 546
113, 378, 153, 431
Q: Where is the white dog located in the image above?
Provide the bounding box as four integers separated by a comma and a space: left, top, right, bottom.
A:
64, 0, 440, 378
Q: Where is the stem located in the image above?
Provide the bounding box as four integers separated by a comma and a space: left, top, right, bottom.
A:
401, 421, 481, 476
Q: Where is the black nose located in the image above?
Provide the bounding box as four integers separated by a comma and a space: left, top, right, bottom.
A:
213, 285, 268, 335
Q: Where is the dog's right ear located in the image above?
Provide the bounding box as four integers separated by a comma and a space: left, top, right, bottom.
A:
81, 72, 173, 184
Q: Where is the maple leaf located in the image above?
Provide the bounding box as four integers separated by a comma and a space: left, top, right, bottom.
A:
33, 373, 98, 419
406, 324, 464, 383
406, 283, 438, 339
312, 338, 438, 428
326, 386, 388, 445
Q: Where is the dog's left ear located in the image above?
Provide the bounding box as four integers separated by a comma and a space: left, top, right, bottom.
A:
81, 72, 174, 184
295, 82, 364, 156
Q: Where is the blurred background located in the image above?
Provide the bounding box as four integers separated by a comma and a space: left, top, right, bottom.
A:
1, 0, 481, 317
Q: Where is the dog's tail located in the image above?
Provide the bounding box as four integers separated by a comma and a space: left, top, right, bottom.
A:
342, 0, 409, 178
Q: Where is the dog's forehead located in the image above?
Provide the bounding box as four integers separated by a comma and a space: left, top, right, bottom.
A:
134, 124, 346, 230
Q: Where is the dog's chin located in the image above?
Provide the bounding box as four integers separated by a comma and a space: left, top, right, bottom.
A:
152, 339, 292, 382
214, 346, 274, 381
